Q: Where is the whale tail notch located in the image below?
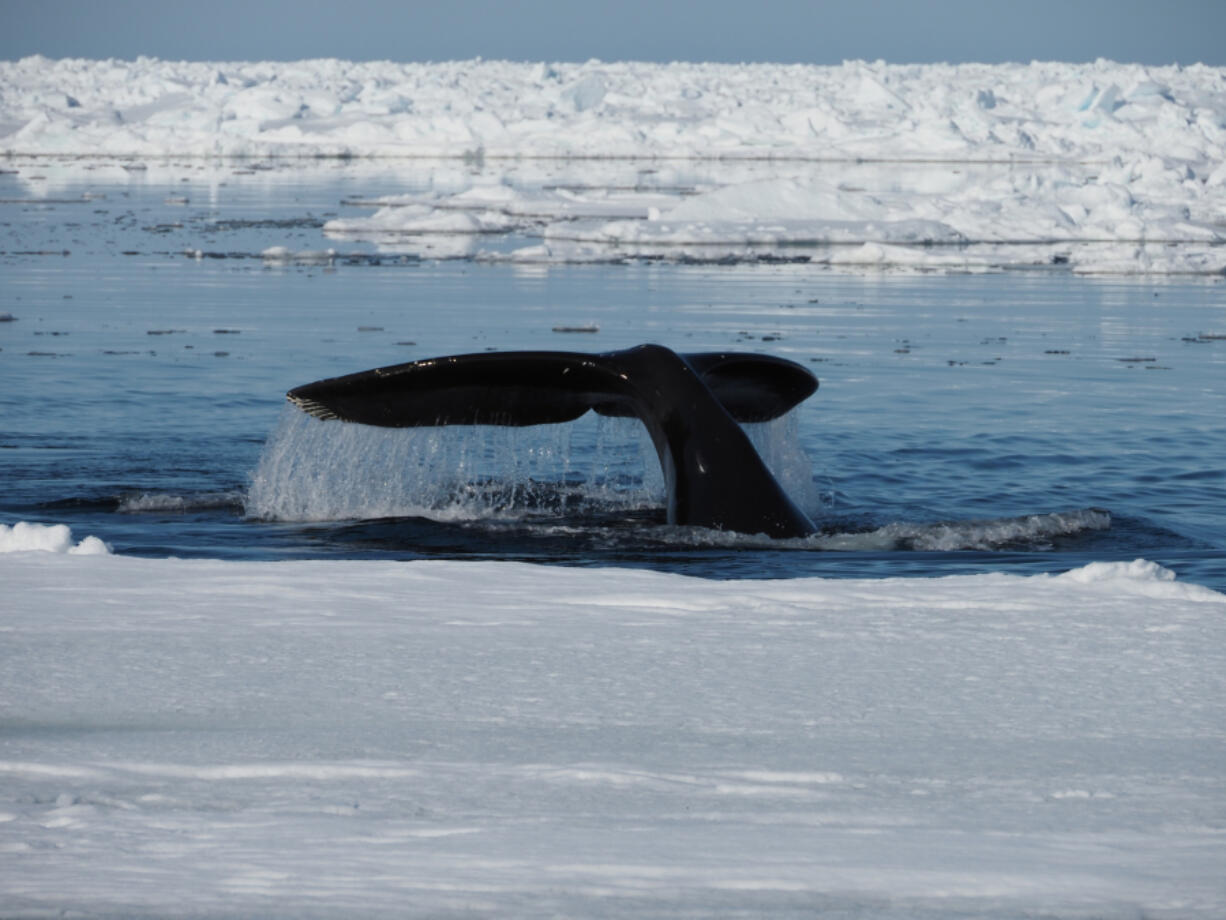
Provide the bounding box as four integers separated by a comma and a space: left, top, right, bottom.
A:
287, 344, 818, 538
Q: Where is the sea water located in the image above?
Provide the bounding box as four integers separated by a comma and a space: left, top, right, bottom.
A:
2, 163, 1223, 587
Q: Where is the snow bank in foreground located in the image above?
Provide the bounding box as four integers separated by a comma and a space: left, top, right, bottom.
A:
2, 540, 1223, 917
0, 520, 110, 555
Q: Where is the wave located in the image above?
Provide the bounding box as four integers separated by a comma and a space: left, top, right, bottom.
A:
117, 490, 246, 514
811, 509, 1111, 552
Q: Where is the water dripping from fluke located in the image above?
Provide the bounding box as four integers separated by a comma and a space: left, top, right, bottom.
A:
245, 403, 1110, 555
244, 399, 823, 539
245, 407, 667, 526
282, 346, 821, 538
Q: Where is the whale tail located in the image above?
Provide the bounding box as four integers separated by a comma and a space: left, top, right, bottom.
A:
287, 344, 818, 538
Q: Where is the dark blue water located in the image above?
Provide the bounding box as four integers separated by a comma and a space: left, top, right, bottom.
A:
2, 164, 1224, 587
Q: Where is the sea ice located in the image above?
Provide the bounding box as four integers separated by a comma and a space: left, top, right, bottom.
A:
1, 530, 1223, 916
3, 57, 1224, 273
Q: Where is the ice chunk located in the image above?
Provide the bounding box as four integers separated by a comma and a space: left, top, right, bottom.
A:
1061, 558, 1176, 583
0, 521, 111, 555
561, 72, 607, 113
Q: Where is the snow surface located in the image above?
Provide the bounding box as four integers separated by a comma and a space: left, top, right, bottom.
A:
3, 57, 1225, 273
2, 523, 1224, 917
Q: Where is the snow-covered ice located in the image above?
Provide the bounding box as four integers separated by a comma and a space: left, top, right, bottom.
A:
4, 58, 1222, 163
2, 523, 1224, 917
0, 520, 111, 555
2, 57, 1225, 273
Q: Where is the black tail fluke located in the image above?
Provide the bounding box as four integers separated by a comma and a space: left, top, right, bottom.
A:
287, 348, 816, 427
288, 351, 606, 428
287, 344, 818, 538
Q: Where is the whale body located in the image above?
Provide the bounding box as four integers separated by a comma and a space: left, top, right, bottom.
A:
287, 344, 819, 538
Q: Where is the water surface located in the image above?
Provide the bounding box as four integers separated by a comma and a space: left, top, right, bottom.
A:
2, 164, 1223, 587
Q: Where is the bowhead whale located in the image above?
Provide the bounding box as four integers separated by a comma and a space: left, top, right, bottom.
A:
287, 344, 819, 538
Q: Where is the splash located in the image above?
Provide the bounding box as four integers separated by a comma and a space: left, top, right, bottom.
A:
246, 408, 662, 522
246, 407, 820, 525
246, 408, 1106, 554
743, 414, 823, 513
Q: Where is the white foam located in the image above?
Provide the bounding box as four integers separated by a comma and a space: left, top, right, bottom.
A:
814, 509, 1112, 552
117, 491, 246, 514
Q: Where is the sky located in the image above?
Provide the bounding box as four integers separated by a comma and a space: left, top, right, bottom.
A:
2, 0, 1224, 66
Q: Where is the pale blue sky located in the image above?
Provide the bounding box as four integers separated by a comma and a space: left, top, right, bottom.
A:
2, 0, 1223, 65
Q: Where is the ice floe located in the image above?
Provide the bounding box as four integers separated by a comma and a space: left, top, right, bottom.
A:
323, 160, 1226, 273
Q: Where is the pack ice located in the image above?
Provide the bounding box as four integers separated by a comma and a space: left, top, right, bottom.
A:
3, 57, 1225, 273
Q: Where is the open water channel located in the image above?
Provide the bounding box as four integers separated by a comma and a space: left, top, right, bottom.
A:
2, 160, 1223, 587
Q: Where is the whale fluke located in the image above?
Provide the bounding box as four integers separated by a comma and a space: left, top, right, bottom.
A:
287, 344, 818, 538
